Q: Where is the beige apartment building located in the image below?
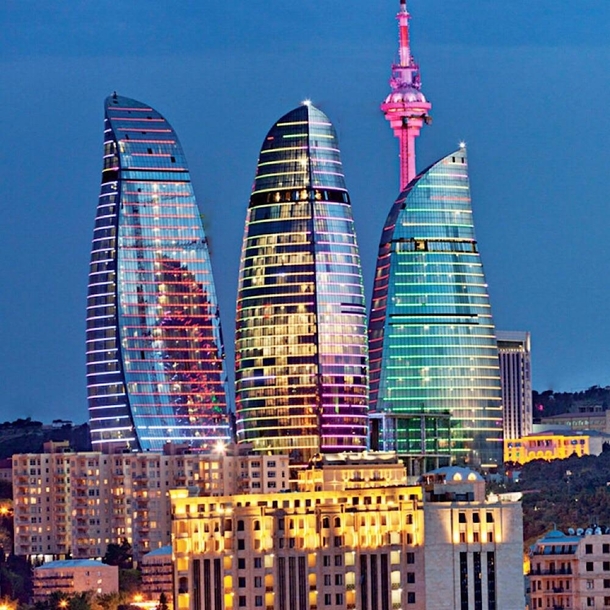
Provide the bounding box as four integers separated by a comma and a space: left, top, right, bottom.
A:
32, 558, 118, 602
12, 442, 288, 561
530, 529, 610, 609
171, 456, 524, 610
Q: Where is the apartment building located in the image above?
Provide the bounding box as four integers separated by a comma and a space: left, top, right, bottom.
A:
530, 529, 610, 610
32, 559, 118, 602
12, 442, 288, 561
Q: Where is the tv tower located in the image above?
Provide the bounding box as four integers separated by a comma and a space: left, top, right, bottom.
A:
381, 0, 432, 190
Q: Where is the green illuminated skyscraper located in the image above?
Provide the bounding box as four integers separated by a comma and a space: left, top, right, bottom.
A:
368, 147, 503, 469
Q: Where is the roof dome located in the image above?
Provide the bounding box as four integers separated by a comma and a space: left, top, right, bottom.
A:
425, 466, 484, 483
384, 85, 427, 105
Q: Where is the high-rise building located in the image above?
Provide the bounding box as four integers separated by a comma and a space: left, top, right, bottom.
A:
234, 103, 369, 463
12, 444, 288, 561
381, 0, 432, 190
496, 330, 532, 440
369, 148, 503, 469
86, 94, 230, 452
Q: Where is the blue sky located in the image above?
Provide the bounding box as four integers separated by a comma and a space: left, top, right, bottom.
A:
2, 0, 610, 423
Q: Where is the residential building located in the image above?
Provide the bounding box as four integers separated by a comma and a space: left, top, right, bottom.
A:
171, 457, 523, 609
504, 430, 610, 464
234, 102, 369, 463
87, 93, 230, 453
497, 330, 532, 440
529, 529, 610, 610
32, 559, 118, 602
141, 545, 173, 605
369, 147, 503, 470
537, 410, 610, 435
12, 445, 288, 562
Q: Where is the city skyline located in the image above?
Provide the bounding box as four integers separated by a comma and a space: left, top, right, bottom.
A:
3, 1, 610, 423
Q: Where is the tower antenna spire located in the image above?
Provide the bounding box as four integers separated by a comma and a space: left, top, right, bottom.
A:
381, 0, 432, 190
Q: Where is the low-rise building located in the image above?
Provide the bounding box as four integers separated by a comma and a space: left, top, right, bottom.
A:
529, 528, 610, 610
141, 545, 173, 604
504, 430, 610, 464
32, 559, 118, 601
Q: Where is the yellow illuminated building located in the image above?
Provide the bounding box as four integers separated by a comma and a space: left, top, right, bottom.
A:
171, 457, 524, 610
503, 431, 610, 464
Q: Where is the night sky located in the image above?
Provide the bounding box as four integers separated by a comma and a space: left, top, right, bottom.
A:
2, 0, 610, 424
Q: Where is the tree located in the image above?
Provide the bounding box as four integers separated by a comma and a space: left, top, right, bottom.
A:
102, 539, 133, 570
157, 592, 169, 610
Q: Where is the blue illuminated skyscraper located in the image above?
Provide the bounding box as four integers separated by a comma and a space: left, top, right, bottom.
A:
369, 147, 503, 468
86, 94, 230, 453
235, 103, 369, 463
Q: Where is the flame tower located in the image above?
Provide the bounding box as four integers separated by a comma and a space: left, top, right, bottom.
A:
381, 0, 432, 190
234, 103, 369, 463
86, 94, 230, 453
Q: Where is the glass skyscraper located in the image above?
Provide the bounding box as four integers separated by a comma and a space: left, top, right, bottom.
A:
369, 147, 503, 468
86, 94, 230, 453
235, 103, 368, 462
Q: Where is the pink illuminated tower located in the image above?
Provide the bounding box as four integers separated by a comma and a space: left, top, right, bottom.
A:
381, 0, 432, 190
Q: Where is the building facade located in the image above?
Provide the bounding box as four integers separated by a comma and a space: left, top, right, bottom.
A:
171, 459, 523, 610
235, 103, 369, 463
529, 529, 610, 610
12, 446, 288, 561
141, 545, 174, 605
368, 148, 503, 470
87, 93, 230, 453
497, 330, 532, 440
32, 559, 118, 602
504, 430, 609, 464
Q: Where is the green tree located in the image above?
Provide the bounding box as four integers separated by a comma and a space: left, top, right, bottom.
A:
102, 539, 133, 570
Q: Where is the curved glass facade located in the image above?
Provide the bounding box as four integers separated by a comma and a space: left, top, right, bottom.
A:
369, 148, 502, 468
86, 94, 230, 452
235, 104, 368, 462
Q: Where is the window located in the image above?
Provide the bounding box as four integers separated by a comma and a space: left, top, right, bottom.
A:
324, 593, 332, 606
237, 539, 245, 550
238, 577, 246, 588
334, 536, 343, 547
604, 544, 610, 554
254, 557, 262, 569
407, 572, 415, 584
334, 555, 342, 567
605, 579, 610, 589
407, 592, 416, 604
322, 517, 330, 529
486, 512, 494, 523
458, 512, 466, 523
473, 513, 480, 523
323, 555, 331, 567
255, 596, 263, 607
254, 577, 262, 588
406, 552, 415, 564
587, 562, 594, 572
335, 593, 344, 605
238, 558, 246, 570
237, 520, 244, 531
324, 574, 331, 586
586, 544, 593, 554
335, 574, 343, 586
238, 596, 246, 607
